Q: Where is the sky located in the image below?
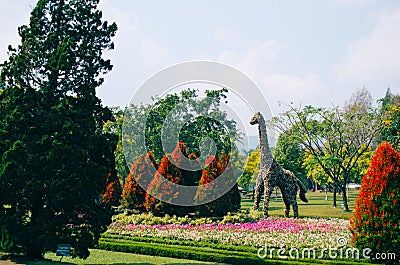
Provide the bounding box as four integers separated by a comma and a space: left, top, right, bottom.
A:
1, 0, 400, 138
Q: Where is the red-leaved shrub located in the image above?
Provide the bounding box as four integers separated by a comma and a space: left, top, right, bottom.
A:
195, 153, 241, 217
122, 152, 157, 211
350, 142, 400, 263
102, 169, 122, 207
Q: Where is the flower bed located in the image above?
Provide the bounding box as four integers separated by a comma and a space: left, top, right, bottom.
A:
107, 217, 351, 249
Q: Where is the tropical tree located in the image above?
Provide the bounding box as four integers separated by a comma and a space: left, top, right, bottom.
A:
238, 149, 260, 191
274, 130, 307, 185
104, 107, 129, 182
123, 88, 241, 164
273, 101, 380, 210
379, 88, 400, 150
0, 0, 117, 258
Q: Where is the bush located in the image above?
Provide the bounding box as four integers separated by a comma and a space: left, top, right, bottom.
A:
195, 154, 241, 217
122, 152, 156, 211
350, 142, 400, 263
112, 212, 214, 226
102, 169, 122, 207
145, 142, 200, 216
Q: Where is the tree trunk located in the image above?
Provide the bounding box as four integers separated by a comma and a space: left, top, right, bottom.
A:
332, 187, 337, 207
341, 186, 350, 211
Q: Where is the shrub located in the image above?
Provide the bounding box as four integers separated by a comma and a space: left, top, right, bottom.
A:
196, 154, 241, 217
145, 142, 200, 216
350, 142, 400, 263
102, 169, 122, 207
122, 152, 156, 211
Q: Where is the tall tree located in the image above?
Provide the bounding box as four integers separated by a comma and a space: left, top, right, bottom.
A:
0, 0, 117, 259
273, 130, 307, 184
379, 88, 400, 150
104, 107, 129, 182
273, 103, 380, 210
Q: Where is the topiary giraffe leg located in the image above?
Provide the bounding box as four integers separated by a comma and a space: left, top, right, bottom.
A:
263, 182, 274, 218
282, 194, 290, 217
253, 174, 264, 210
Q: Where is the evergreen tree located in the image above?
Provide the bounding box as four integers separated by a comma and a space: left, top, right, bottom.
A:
0, 0, 117, 258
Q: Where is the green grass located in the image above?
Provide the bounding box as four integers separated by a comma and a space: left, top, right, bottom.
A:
0, 190, 362, 264
241, 189, 359, 219
1, 249, 225, 265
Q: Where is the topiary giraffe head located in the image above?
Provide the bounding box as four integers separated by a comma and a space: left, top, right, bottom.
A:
249, 112, 262, 125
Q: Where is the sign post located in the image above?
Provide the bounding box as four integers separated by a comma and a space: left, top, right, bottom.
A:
56, 244, 71, 261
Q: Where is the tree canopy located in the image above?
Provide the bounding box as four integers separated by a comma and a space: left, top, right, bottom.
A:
272, 97, 380, 210
0, 0, 117, 259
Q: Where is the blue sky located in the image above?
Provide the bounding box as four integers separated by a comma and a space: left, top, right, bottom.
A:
1, 0, 399, 118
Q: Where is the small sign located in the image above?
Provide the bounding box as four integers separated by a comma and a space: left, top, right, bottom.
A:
56, 244, 71, 256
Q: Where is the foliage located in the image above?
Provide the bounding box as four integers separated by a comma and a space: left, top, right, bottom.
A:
195, 154, 241, 217
303, 150, 331, 188
122, 152, 157, 211
380, 104, 400, 150
103, 107, 130, 182
350, 142, 400, 263
0, 0, 117, 259
123, 88, 241, 164
238, 149, 260, 190
102, 169, 122, 207
145, 142, 201, 216
274, 130, 307, 184
273, 100, 380, 210
112, 213, 214, 226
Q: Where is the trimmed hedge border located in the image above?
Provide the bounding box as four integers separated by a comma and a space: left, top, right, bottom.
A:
96, 238, 373, 265
103, 233, 257, 253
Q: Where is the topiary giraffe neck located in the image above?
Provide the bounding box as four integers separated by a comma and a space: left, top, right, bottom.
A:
257, 113, 273, 171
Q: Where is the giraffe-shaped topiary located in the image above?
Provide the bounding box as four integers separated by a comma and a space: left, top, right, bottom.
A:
250, 112, 308, 218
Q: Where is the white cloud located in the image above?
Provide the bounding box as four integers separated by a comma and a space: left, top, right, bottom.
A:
261, 73, 331, 113
216, 39, 331, 114
217, 39, 286, 78
335, 6, 400, 93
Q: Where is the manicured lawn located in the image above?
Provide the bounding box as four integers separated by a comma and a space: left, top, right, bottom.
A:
1, 249, 225, 265
241, 189, 359, 219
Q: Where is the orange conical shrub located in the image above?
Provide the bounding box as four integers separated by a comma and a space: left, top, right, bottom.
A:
102, 169, 122, 207
122, 151, 157, 211
350, 142, 400, 262
145, 142, 200, 216
195, 153, 241, 217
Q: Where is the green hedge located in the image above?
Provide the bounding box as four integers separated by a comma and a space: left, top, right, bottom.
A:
96, 238, 373, 265
102, 233, 257, 253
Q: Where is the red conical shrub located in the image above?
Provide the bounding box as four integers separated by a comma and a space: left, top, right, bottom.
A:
350, 142, 400, 262
102, 169, 122, 207
122, 152, 157, 211
145, 142, 199, 216
195, 153, 241, 217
